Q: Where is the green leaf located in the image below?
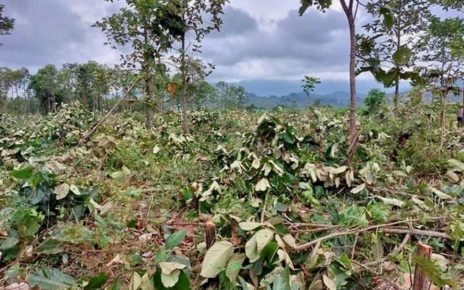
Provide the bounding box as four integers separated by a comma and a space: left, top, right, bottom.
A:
392, 46, 412, 65
260, 240, 279, 265
165, 229, 186, 250
413, 255, 457, 288
0, 237, 19, 250
11, 166, 34, 179
28, 268, 76, 290
339, 206, 368, 227
379, 7, 394, 29
84, 273, 108, 290
299, 0, 332, 15
109, 278, 121, 290
201, 241, 234, 278
12, 208, 44, 239
367, 201, 389, 223
36, 239, 63, 255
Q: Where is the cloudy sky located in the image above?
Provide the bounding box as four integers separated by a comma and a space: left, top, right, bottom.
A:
0, 0, 365, 83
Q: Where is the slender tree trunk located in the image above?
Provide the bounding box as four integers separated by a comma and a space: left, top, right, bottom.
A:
462, 85, 464, 107
393, 7, 402, 114
180, 23, 190, 135
47, 95, 51, 114
144, 61, 153, 129
348, 17, 357, 164
440, 88, 447, 148
143, 27, 153, 130
83, 85, 88, 108
341, 0, 358, 166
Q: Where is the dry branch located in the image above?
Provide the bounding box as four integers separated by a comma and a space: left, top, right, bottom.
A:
294, 218, 448, 252
79, 77, 141, 145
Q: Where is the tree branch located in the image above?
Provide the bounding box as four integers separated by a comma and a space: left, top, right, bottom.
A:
293, 218, 448, 251
79, 76, 141, 145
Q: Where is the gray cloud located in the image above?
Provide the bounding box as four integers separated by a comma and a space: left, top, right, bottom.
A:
211, 6, 258, 38
0, 0, 118, 71
204, 7, 350, 81
0, 0, 353, 82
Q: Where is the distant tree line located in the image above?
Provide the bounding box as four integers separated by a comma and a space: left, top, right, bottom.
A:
1, 0, 464, 161
0, 62, 248, 115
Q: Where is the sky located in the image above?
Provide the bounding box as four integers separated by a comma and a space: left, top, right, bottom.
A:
0, 0, 456, 95
0, 0, 359, 82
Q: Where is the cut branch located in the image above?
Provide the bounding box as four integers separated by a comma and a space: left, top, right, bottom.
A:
294, 218, 449, 252
79, 77, 141, 145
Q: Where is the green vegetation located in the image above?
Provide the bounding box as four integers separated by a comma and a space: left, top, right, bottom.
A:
0, 0, 464, 289
364, 89, 386, 114
1, 103, 464, 288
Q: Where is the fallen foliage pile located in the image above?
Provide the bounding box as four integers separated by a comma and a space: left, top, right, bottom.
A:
0, 103, 463, 289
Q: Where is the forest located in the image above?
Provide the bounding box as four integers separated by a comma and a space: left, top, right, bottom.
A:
0, 0, 464, 289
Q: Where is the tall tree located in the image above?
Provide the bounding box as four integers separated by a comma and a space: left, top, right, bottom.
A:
0, 4, 14, 45
358, 0, 430, 112
174, 0, 228, 134
0, 68, 29, 112
420, 16, 464, 147
168, 59, 213, 110
9, 68, 29, 98
215, 81, 247, 109
29, 65, 60, 114
0, 67, 13, 111
301, 75, 321, 106
299, 0, 358, 165
57, 63, 79, 104
95, 0, 184, 129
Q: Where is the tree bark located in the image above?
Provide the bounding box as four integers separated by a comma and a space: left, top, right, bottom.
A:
393, 6, 402, 114
440, 88, 447, 148
340, 0, 358, 166
413, 242, 432, 290
143, 27, 153, 130
180, 15, 190, 135
144, 66, 153, 130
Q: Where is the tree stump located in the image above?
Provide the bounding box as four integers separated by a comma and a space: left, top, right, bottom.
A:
205, 220, 216, 249
414, 242, 432, 290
